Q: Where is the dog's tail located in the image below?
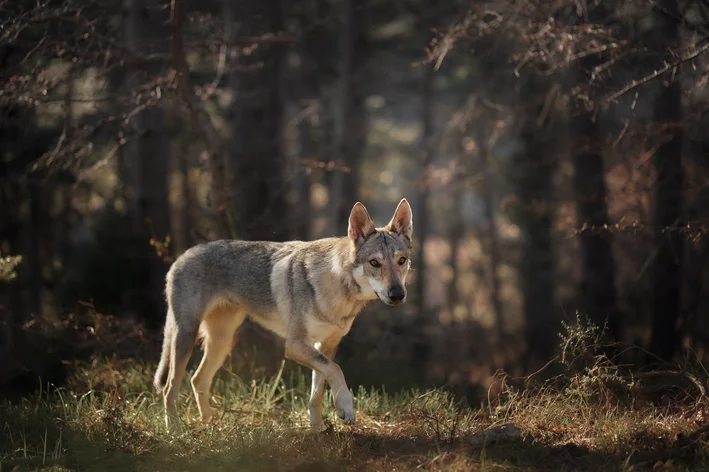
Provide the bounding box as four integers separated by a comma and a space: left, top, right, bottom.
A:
153, 314, 174, 395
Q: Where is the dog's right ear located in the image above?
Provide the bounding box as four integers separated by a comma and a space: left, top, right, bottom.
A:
348, 202, 376, 244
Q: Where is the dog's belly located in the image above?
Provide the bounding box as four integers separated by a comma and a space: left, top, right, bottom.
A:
248, 311, 289, 339
248, 310, 350, 346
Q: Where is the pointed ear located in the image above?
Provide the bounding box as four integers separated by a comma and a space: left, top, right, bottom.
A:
348, 202, 376, 243
386, 198, 413, 241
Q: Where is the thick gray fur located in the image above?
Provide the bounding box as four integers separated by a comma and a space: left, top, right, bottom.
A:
153, 199, 413, 431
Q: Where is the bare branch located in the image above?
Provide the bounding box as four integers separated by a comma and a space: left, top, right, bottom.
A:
605, 38, 709, 104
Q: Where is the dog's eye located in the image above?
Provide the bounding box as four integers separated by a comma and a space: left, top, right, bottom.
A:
398, 257, 407, 265
369, 259, 380, 267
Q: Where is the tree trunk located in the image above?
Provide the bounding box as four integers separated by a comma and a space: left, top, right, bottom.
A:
414, 44, 435, 317
679, 138, 709, 346
513, 78, 559, 369
28, 182, 43, 317
329, 0, 368, 236
226, 0, 290, 242
411, 5, 436, 385
123, 0, 172, 324
570, 74, 618, 340
648, 1, 684, 361
0, 105, 26, 363
285, 0, 331, 242
563, 3, 619, 342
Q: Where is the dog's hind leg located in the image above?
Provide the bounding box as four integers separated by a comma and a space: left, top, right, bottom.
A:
191, 302, 246, 423
308, 335, 342, 431
163, 308, 198, 431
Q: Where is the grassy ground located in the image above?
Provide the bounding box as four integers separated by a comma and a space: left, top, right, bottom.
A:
3, 322, 709, 471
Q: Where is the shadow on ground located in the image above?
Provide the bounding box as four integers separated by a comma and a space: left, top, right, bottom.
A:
1, 402, 704, 472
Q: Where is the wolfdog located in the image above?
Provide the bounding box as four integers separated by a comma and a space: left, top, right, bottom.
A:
153, 199, 413, 431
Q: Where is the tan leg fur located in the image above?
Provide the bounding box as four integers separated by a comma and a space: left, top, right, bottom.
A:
191, 303, 246, 423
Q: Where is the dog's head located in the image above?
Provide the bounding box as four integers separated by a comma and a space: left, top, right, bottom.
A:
348, 199, 413, 306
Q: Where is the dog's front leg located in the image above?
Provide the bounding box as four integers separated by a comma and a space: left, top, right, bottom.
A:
308, 336, 342, 430
285, 332, 354, 425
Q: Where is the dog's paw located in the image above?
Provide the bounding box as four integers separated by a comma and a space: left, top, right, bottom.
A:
308, 401, 326, 431
197, 407, 213, 424
335, 392, 355, 425
337, 409, 355, 425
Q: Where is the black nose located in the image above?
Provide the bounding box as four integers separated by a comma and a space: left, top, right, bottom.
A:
388, 286, 406, 303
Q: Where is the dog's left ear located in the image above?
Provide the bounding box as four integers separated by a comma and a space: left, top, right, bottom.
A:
386, 198, 413, 241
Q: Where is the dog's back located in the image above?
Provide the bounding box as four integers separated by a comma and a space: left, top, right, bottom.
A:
168, 239, 286, 318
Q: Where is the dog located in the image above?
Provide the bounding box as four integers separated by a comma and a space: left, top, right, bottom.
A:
153, 199, 413, 431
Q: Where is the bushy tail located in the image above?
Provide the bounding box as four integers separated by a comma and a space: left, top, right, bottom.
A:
153, 315, 174, 395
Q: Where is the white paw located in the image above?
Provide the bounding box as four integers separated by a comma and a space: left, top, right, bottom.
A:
335, 391, 356, 425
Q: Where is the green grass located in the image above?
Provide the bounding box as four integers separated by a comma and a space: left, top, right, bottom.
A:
2, 354, 709, 472
3, 313, 709, 472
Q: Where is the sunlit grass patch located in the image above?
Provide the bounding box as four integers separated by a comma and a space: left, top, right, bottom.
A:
3, 320, 709, 471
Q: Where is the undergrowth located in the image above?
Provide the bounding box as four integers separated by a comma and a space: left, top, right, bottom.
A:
2, 315, 709, 471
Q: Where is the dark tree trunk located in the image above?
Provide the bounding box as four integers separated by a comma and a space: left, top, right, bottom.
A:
648, 2, 684, 362
330, 0, 368, 236
285, 0, 334, 242
138, 121, 171, 242
28, 181, 44, 318
564, 3, 619, 341
0, 105, 27, 360
411, 2, 437, 385
517, 159, 557, 366
414, 61, 434, 316
228, 0, 290, 242
447, 119, 469, 318
124, 0, 171, 323
512, 78, 559, 369
680, 139, 709, 345
570, 79, 618, 339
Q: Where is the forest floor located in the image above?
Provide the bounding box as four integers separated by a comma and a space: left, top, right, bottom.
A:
3, 322, 709, 471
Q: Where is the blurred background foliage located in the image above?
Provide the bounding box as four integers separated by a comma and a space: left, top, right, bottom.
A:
1, 0, 709, 403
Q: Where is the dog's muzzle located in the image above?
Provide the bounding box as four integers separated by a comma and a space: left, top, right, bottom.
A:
385, 285, 406, 305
